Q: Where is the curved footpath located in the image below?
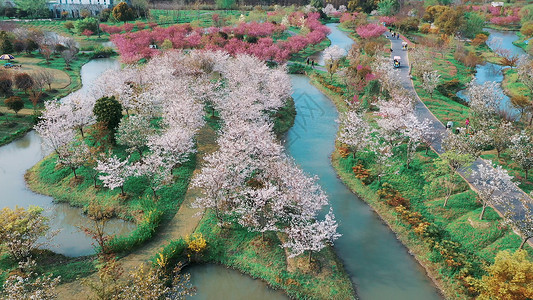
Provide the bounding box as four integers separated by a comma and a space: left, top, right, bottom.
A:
389, 33, 533, 243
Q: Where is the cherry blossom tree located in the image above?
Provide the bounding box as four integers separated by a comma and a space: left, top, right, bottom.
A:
323, 45, 347, 62
64, 94, 96, 138
96, 155, 131, 196
356, 24, 387, 39
131, 153, 172, 199
442, 129, 490, 159
421, 70, 440, 99
322, 4, 337, 16
488, 121, 514, 160
499, 197, 533, 249
510, 130, 533, 180
57, 141, 90, 179
1, 259, 60, 299
472, 162, 514, 220
376, 95, 415, 146
35, 100, 76, 160
402, 115, 433, 168
116, 115, 154, 157
466, 81, 503, 129
338, 110, 376, 158
282, 209, 340, 263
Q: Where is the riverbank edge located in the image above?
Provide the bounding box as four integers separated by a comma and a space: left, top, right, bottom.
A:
191, 213, 359, 300
307, 74, 455, 299
0, 125, 34, 147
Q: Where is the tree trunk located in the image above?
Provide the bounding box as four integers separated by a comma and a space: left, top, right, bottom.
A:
93, 174, 98, 188
519, 237, 530, 249
526, 169, 529, 181
443, 193, 450, 207
308, 251, 312, 264
497, 148, 501, 160
479, 203, 487, 220
120, 185, 125, 196
72, 167, 77, 179
79, 127, 84, 138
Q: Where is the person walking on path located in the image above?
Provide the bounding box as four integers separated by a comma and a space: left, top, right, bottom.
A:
465, 118, 470, 133
311, 60, 315, 68
306, 57, 310, 65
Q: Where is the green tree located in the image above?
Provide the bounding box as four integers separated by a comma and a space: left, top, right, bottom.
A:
93, 96, 123, 139
470, 250, 533, 300
435, 7, 464, 36
461, 12, 485, 39
377, 0, 399, 16
0, 206, 51, 261
215, 0, 235, 9
2, 38, 14, 54
425, 151, 474, 207
13, 0, 48, 18
64, 21, 75, 32
310, 0, 324, 10
74, 17, 98, 35
112, 2, 135, 23
4, 96, 24, 115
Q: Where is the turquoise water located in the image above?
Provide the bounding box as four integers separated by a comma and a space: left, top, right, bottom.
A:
286, 74, 441, 300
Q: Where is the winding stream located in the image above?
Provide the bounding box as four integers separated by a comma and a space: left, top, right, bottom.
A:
190, 24, 441, 299
0, 58, 135, 257
457, 28, 526, 117
2, 25, 448, 298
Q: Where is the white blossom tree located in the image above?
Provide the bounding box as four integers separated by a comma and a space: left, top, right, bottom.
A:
402, 115, 433, 168
510, 130, 533, 181
131, 153, 173, 199
488, 121, 514, 160
472, 162, 514, 220
421, 70, 440, 99
96, 155, 131, 196
499, 197, 533, 249
338, 110, 376, 158
282, 209, 341, 264
35, 101, 76, 159
56, 141, 90, 179
1, 259, 61, 300
116, 115, 155, 157
466, 81, 503, 129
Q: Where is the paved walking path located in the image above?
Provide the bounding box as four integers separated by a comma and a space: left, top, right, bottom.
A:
54, 125, 216, 299
388, 33, 533, 236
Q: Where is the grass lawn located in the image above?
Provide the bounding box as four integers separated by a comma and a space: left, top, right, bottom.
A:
0, 113, 34, 146
305, 42, 533, 297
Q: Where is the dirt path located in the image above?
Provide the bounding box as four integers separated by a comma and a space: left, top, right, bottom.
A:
0, 107, 36, 116
55, 125, 217, 299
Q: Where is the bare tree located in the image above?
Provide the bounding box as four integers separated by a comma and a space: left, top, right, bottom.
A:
61, 49, 77, 68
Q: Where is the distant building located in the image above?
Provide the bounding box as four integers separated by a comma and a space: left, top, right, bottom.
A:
47, 0, 128, 19
491, 2, 504, 7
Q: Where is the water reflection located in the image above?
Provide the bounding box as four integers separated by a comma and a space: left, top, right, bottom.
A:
188, 265, 288, 300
